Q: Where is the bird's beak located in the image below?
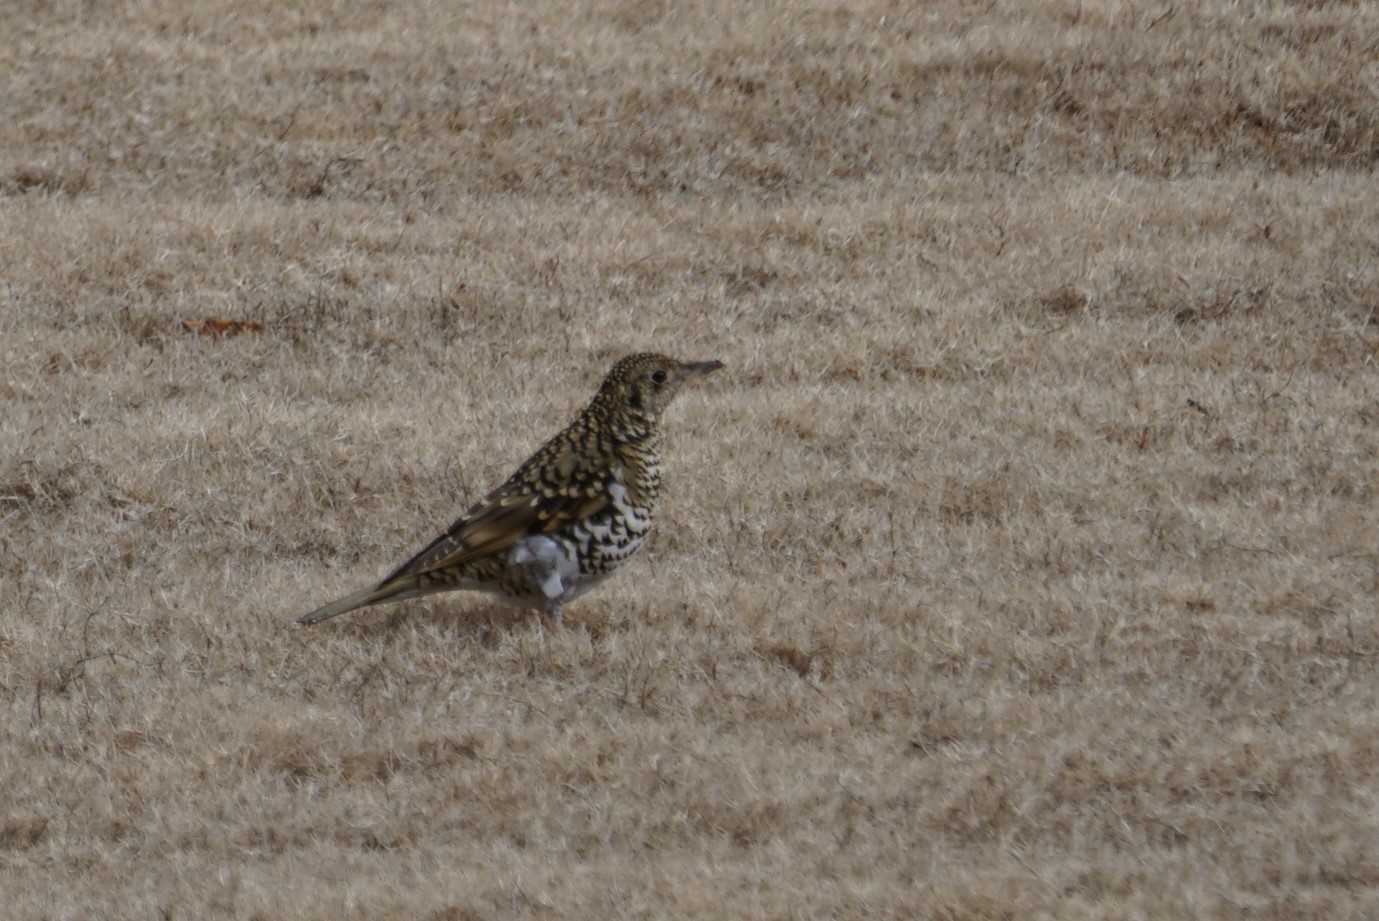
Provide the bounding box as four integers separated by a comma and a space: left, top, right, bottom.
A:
682, 360, 725, 377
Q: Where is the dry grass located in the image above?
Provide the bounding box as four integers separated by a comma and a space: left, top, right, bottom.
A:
4, 0, 1379, 917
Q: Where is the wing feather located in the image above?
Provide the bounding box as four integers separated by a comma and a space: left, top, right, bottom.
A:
375, 488, 609, 588
374, 417, 617, 590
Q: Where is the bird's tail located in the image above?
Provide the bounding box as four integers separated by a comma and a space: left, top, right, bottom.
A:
297, 579, 418, 626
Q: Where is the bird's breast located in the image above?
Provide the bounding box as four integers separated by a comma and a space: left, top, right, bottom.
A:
564, 480, 654, 575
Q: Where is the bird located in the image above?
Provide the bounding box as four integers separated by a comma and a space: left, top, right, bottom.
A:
298, 353, 724, 627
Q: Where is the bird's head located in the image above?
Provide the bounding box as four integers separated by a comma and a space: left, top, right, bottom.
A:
597, 352, 724, 430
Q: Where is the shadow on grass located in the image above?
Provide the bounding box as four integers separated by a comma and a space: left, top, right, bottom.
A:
295, 597, 624, 649
298, 600, 536, 645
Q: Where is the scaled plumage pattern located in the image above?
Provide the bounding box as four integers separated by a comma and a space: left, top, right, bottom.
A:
298, 353, 724, 626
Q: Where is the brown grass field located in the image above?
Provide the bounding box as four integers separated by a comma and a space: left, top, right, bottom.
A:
4, 1, 1379, 917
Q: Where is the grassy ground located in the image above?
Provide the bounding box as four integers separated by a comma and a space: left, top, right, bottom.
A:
3, 1, 1379, 918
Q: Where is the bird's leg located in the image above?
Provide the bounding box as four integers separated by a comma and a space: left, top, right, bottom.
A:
543, 599, 563, 629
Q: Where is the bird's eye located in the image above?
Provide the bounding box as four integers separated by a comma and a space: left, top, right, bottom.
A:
651, 369, 668, 385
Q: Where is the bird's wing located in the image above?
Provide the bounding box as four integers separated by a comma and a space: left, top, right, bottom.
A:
394, 489, 608, 581
300, 475, 607, 625
375, 438, 614, 588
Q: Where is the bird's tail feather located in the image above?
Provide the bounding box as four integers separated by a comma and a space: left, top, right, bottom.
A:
297, 579, 423, 626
